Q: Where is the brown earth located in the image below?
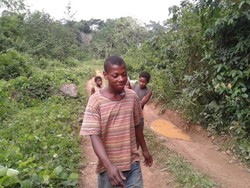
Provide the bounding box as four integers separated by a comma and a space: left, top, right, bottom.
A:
78, 75, 250, 188
144, 104, 250, 188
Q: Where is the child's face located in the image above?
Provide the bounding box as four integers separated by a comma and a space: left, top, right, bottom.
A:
139, 77, 148, 89
103, 64, 128, 92
96, 79, 102, 87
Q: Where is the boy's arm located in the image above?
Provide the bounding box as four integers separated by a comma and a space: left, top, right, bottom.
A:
135, 124, 153, 167
140, 90, 152, 107
90, 87, 95, 95
90, 135, 126, 187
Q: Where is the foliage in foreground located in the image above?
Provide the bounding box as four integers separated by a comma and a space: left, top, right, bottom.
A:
1, 97, 80, 187
0, 53, 94, 187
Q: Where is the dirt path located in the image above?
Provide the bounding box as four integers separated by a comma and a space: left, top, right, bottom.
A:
79, 74, 250, 188
144, 104, 250, 188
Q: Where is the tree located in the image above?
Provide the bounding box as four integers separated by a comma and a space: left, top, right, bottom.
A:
0, 0, 25, 13
89, 17, 149, 58
0, 12, 24, 52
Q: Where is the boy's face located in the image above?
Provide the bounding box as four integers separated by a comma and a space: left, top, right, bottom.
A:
103, 64, 128, 92
139, 77, 148, 89
96, 79, 102, 87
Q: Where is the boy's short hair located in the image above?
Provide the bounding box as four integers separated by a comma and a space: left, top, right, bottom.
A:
94, 76, 102, 82
139, 71, 151, 82
104, 55, 126, 72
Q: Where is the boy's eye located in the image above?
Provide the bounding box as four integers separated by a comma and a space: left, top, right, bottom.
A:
111, 72, 127, 78
112, 74, 118, 78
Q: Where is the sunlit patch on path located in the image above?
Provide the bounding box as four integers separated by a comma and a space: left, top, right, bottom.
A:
151, 119, 191, 141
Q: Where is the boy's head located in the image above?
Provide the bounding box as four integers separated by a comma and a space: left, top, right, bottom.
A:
139, 71, 151, 89
104, 56, 126, 73
103, 56, 128, 92
94, 76, 102, 87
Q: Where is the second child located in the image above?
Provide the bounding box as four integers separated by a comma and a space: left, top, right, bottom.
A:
91, 76, 103, 95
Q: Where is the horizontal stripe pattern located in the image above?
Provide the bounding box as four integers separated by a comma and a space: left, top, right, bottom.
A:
80, 89, 143, 173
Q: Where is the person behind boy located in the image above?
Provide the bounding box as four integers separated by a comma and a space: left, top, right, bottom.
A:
132, 71, 152, 110
125, 77, 131, 89
91, 76, 103, 95
80, 55, 153, 188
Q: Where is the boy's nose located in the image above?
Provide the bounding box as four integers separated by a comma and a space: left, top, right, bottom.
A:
118, 76, 126, 82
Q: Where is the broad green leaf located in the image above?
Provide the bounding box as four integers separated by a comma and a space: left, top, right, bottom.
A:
0, 167, 7, 177
242, 94, 248, 98
69, 173, 78, 180
18, 156, 36, 168
241, 88, 247, 92
6, 169, 19, 177
20, 179, 32, 188
51, 166, 62, 177
43, 175, 50, 184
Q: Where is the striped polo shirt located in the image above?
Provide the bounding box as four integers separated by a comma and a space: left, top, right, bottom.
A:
80, 88, 143, 173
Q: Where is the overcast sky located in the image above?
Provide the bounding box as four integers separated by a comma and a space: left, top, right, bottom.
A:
25, 0, 182, 23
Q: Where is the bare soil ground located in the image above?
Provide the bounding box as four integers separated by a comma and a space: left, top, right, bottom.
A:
78, 75, 250, 188
144, 104, 250, 188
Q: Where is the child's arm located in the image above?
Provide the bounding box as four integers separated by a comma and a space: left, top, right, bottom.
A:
140, 90, 152, 107
90, 135, 126, 187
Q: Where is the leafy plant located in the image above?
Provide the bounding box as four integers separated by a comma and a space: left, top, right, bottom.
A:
0, 54, 91, 187
0, 50, 31, 80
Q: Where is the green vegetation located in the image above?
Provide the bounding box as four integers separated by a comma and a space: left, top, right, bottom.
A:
0, 0, 249, 187
125, 0, 250, 164
1, 97, 81, 187
0, 52, 94, 186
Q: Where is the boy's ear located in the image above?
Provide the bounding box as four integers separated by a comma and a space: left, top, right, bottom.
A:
103, 71, 108, 80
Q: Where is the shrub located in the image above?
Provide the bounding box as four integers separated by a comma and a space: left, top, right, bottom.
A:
0, 96, 82, 187
0, 50, 31, 80
8, 73, 55, 106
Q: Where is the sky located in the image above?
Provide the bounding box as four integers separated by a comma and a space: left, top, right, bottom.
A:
25, 0, 182, 23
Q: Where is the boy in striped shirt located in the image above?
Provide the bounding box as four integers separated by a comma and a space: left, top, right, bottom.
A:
80, 55, 153, 188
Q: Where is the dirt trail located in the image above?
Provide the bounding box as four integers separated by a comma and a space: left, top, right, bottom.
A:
144, 104, 250, 188
79, 74, 250, 188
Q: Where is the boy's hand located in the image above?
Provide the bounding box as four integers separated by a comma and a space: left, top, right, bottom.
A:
106, 164, 126, 187
142, 150, 153, 167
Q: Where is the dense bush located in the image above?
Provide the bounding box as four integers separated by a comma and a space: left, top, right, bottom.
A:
199, 0, 250, 131
125, 0, 250, 163
0, 80, 20, 122
0, 50, 31, 80
198, 0, 250, 162
0, 53, 92, 186
0, 96, 82, 187
5, 71, 56, 107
